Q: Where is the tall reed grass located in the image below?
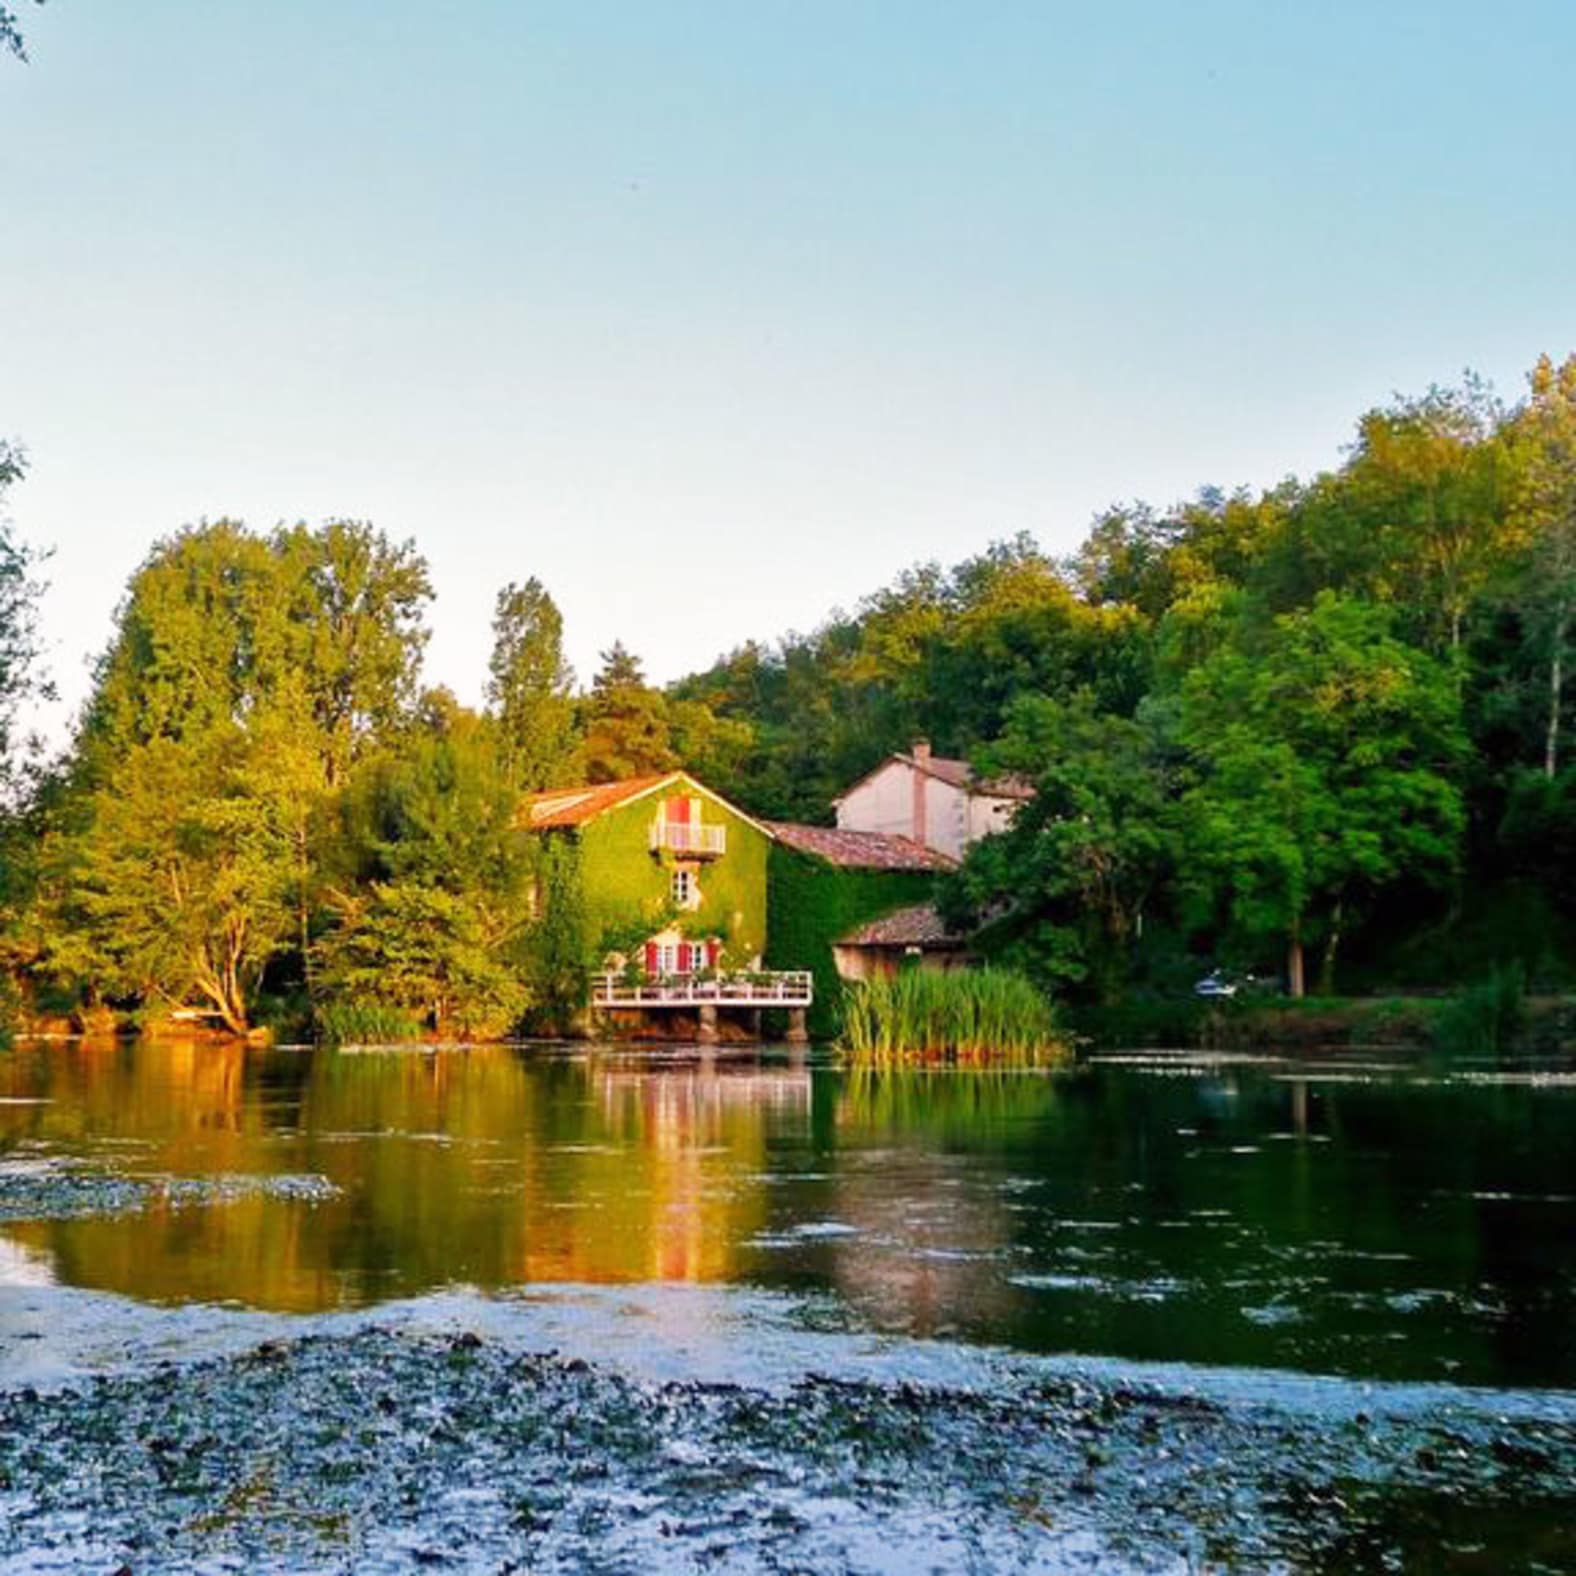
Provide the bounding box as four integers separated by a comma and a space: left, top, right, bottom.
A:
839, 967, 1068, 1066
1432, 962, 1527, 1056
315, 1001, 424, 1046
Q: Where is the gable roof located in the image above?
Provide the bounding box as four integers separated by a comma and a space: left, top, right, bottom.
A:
518, 771, 773, 837
836, 903, 965, 949
831, 751, 1035, 807
765, 821, 956, 872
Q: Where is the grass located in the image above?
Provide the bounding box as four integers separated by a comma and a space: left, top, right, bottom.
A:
315, 1001, 425, 1046
838, 967, 1068, 1066
1431, 963, 1528, 1057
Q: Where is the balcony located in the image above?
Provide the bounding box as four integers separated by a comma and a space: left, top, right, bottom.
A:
592, 970, 813, 1009
649, 819, 726, 857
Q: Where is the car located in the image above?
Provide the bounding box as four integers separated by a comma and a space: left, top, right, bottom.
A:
1193, 970, 1238, 999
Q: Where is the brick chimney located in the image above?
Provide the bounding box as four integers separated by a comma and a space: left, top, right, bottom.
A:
910, 739, 929, 846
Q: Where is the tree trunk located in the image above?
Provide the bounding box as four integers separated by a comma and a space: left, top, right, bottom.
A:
1286, 929, 1305, 999
1547, 600, 1568, 781
1318, 899, 1344, 997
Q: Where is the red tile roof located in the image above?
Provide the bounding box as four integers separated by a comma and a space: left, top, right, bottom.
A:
519, 774, 673, 829
765, 821, 956, 872
836, 904, 964, 948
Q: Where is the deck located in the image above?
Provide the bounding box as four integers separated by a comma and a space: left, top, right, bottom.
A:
591, 971, 813, 1009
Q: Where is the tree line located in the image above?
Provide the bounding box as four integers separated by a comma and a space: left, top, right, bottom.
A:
1, 353, 1573, 1033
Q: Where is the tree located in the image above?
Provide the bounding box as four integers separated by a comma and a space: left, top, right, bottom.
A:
1340, 382, 1515, 657
486, 578, 579, 789
580, 643, 676, 781
317, 695, 532, 1036
62, 730, 298, 1035
0, 442, 50, 806
1, 2, 42, 61
1173, 594, 1464, 995
1508, 354, 1576, 779
942, 691, 1173, 1000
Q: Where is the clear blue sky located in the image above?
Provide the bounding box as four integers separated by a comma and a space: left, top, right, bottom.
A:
3, 1, 1574, 734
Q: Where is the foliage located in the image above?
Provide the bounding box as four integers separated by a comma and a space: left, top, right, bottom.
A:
580, 643, 676, 782
316, 696, 533, 1038
0, 441, 50, 807
943, 691, 1172, 1001
764, 844, 937, 1038
487, 578, 579, 790
49, 731, 299, 1035
839, 967, 1067, 1066
1171, 594, 1465, 994
0, 1, 41, 62
575, 785, 769, 967
1432, 963, 1528, 1057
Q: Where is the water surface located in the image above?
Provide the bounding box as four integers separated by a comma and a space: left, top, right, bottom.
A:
1, 1039, 1571, 1391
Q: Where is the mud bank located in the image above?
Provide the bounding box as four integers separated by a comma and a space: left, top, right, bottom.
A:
0, 1318, 1572, 1574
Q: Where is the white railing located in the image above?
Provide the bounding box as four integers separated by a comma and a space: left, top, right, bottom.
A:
649, 820, 727, 855
593, 971, 813, 1008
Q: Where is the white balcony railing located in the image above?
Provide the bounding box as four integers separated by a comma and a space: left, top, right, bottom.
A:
649, 820, 726, 855
593, 971, 813, 1008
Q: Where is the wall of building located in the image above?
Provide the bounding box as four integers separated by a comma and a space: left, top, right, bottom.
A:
835, 762, 970, 861
764, 845, 938, 1038
577, 789, 770, 972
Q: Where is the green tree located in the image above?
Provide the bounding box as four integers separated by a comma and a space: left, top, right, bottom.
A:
317, 694, 532, 1036
1508, 353, 1576, 779
486, 578, 579, 789
580, 643, 675, 782
0, 441, 50, 805
63, 730, 298, 1035
1173, 594, 1464, 995
943, 692, 1173, 1000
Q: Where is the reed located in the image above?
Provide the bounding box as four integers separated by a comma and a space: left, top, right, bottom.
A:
315, 1001, 425, 1046
839, 967, 1068, 1066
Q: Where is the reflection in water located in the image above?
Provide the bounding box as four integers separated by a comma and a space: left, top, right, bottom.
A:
0, 1040, 1573, 1388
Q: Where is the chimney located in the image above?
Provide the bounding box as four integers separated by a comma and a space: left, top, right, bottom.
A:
911, 742, 928, 846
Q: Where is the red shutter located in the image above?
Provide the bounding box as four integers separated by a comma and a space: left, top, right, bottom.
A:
666, 796, 691, 825
644, 942, 659, 977
706, 938, 721, 969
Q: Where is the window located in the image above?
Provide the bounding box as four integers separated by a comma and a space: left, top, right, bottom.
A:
672, 867, 698, 909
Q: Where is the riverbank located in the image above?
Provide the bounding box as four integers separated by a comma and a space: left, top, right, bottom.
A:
1076, 993, 1576, 1054
0, 1293, 1572, 1573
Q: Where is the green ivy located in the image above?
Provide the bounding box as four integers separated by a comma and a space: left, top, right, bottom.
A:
764, 845, 938, 1038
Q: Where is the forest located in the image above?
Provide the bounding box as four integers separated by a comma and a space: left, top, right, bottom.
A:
0, 354, 1573, 1038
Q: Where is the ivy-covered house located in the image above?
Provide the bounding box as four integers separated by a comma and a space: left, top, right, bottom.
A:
763, 822, 957, 1039
518, 771, 812, 1040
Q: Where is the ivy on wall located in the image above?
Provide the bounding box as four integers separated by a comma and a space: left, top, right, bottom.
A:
764, 845, 937, 1038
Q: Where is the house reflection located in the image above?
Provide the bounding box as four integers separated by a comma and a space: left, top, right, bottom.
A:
0, 1043, 810, 1312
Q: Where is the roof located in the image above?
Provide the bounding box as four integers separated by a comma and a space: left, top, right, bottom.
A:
836, 904, 965, 949
765, 821, 956, 872
519, 771, 772, 837
831, 751, 1035, 806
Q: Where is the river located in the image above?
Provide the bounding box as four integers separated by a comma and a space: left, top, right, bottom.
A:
0, 1039, 1572, 1571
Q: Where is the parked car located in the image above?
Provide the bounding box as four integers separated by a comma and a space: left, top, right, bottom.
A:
1193, 970, 1238, 999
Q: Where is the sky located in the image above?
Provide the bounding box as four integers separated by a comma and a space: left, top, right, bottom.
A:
3, 1, 1575, 738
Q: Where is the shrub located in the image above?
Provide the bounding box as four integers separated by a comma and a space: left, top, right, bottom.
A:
1432, 962, 1527, 1056
839, 967, 1068, 1066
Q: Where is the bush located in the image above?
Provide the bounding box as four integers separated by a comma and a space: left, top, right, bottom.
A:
1432, 962, 1527, 1056
315, 1001, 425, 1046
839, 967, 1068, 1066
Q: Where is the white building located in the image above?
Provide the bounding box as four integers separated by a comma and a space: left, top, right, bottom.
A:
831, 740, 1033, 863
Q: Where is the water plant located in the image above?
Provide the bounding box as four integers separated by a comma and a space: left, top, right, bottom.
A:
315, 1001, 425, 1046
1431, 962, 1528, 1056
838, 967, 1068, 1066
